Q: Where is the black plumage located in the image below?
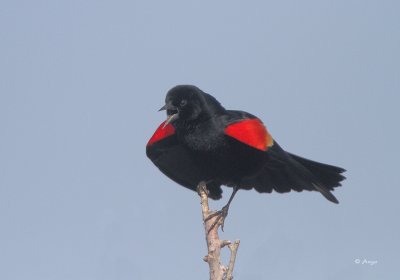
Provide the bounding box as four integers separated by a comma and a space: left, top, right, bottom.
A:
146, 85, 346, 204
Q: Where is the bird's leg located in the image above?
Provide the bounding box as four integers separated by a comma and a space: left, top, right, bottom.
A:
205, 187, 239, 232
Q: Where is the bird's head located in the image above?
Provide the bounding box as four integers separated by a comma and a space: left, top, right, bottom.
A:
159, 85, 225, 128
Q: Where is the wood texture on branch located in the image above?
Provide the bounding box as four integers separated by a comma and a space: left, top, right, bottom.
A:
197, 182, 240, 280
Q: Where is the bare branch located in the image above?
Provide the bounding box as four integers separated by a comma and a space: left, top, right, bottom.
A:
197, 182, 240, 280
226, 240, 240, 280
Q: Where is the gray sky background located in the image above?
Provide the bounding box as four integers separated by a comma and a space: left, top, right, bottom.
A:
1, 1, 399, 279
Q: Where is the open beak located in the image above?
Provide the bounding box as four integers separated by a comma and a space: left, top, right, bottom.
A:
163, 113, 178, 128
159, 103, 179, 128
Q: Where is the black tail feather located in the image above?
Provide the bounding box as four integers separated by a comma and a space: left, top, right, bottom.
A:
289, 153, 346, 191
287, 153, 345, 203
247, 142, 346, 203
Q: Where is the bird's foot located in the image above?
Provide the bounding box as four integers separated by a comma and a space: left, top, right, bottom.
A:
205, 205, 230, 232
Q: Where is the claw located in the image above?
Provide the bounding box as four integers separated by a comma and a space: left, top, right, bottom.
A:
202, 186, 239, 233
205, 205, 230, 233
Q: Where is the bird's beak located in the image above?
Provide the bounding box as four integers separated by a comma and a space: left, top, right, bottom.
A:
163, 113, 178, 128
159, 103, 179, 128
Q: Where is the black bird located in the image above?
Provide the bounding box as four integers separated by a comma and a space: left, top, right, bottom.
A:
146, 85, 345, 227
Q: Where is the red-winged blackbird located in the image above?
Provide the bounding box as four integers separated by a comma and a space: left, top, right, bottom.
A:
146, 85, 345, 223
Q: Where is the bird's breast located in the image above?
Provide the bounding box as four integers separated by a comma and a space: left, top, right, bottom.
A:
179, 126, 225, 152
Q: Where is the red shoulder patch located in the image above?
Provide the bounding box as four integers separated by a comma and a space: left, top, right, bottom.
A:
147, 121, 176, 146
224, 118, 273, 151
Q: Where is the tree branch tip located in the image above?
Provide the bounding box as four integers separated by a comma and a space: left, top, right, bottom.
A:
196, 181, 209, 196
226, 240, 240, 280
229, 240, 240, 249
228, 240, 240, 254
221, 240, 231, 248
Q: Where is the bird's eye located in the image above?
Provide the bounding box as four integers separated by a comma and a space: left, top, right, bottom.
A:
180, 99, 187, 107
